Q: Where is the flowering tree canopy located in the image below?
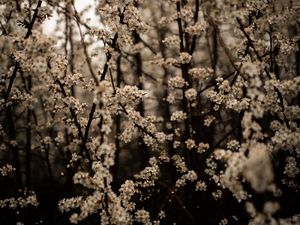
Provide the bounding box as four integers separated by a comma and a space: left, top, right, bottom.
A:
0, 0, 300, 225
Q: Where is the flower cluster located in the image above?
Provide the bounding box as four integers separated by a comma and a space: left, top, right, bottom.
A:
0, 0, 299, 224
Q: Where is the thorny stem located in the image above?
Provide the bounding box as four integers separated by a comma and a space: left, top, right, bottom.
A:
100, 33, 119, 81
24, 0, 42, 39
176, 1, 193, 167
189, 0, 200, 54
4, 63, 19, 102
4, 0, 43, 101
55, 79, 91, 161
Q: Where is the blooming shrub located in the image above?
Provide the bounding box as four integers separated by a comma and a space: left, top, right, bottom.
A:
0, 0, 300, 225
